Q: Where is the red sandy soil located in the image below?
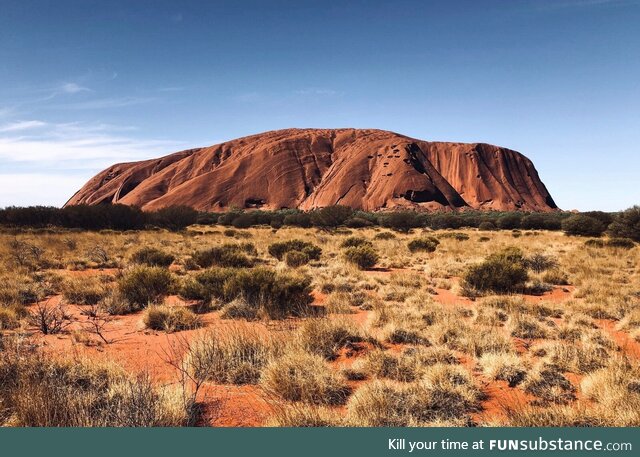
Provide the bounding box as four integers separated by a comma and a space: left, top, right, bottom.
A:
25, 269, 638, 427
65, 128, 557, 213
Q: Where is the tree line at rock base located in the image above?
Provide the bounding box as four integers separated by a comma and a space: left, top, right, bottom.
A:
0, 204, 638, 241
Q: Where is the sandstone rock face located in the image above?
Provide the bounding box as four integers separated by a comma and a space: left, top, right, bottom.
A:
65, 128, 557, 212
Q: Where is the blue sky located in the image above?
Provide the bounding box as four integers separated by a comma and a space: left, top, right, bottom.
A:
1, 0, 638, 210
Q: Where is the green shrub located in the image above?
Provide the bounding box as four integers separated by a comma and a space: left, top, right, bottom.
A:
478, 221, 496, 231
118, 267, 174, 308
374, 232, 396, 240
219, 299, 259, 321
61, 277, 108, 305
192, 243, 255, 268
296, 319, 364, 360
261, 351, 350, 405
407, 237, 439, 253
379, 211, 424, 232
0, 306, 20, 330
182, 267, 313, 318
525, 253, 558, 273
143, 305, 200, 332
345, 217, 374, 228
268, 239, 322, 261
340, 236, 373, 249
343, 246, 379, 270
186, 326, 280, 384
462, 248, 528, 294
130, 247, 175, 267
0, 348, 192, 426
497, 214, 522, 230
608, 206, 640, 242
438, 232, 469, 241
542, 269, 570, 285
284, 250, 310, 268
562, 215, 606, 237
585, 239, 606, 248
606, 238, 635, 249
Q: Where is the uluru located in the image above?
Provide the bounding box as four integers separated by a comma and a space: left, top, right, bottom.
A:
65, 128, 557, 212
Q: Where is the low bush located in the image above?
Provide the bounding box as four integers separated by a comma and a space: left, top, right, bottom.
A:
343, 246, 379, 270
0, 306, 21, 330
131, 247, 175, 267
606, 238, 635, 249
374, 232, 396, 240
479, 353, 527, 387
284, 250, 310, 268
542, 269, 570, 285
562, 215, 606, 237
0, 346, 191, 426
462, 248, 528, 294
219, 299, 259, 321
522, 363, 576, 404
296, 319, 364, 360
478, 221, 496, 231
407, 237, 439, 253
438, 232, 469, 241
192, 243, 255, 268
261, 351, 350, 405
185, 326, 280, 384
118, 266, 174, 308
607, 206, 640, 242
62, 277, 108, 305
346, 364, 482, 426
181, 267, 313, 318
143, 305, 200, 332
340, 236, 373, 249
268, 239, 322, 261
525, 253, 558, 273
585, 239, 606, 248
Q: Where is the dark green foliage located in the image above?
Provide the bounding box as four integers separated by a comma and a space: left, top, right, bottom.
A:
606, 238, 635, 249
585, 239, 606, 248
309, 206, 354, 228
379, 211, 424, 232
608, 206, 640, 242
268, 239, 322, 261
463, 248, 529, 294
118, 267, 174, 308
340, 236, 373, 249
562, 215, 607, 237
496, 214, 522, 230
283, 212, 312, 228
192, 243, 256, 268
478, 221, 496, 231
131, 247, 175, 267
374, 232, 397, 240
345, 217, 374, 228
343, 246, 379, 270
147, 206, 198, 231
181, 267, 313, 318
439, 232, 470, 241
525, 253, 558, 273
284, 250, 310, 268
428, 214, 464, 230
407, 237, 440, 253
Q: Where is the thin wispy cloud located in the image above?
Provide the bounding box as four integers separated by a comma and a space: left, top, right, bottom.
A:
0, 121, 183, 168
0, 120, 47, 132
158, 86, 185, 92
60, 82, 92, 94
55, 96, 157, 110
294, 88, 341, 96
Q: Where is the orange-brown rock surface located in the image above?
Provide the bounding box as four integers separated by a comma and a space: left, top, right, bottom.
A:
65, 128, 557, 212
